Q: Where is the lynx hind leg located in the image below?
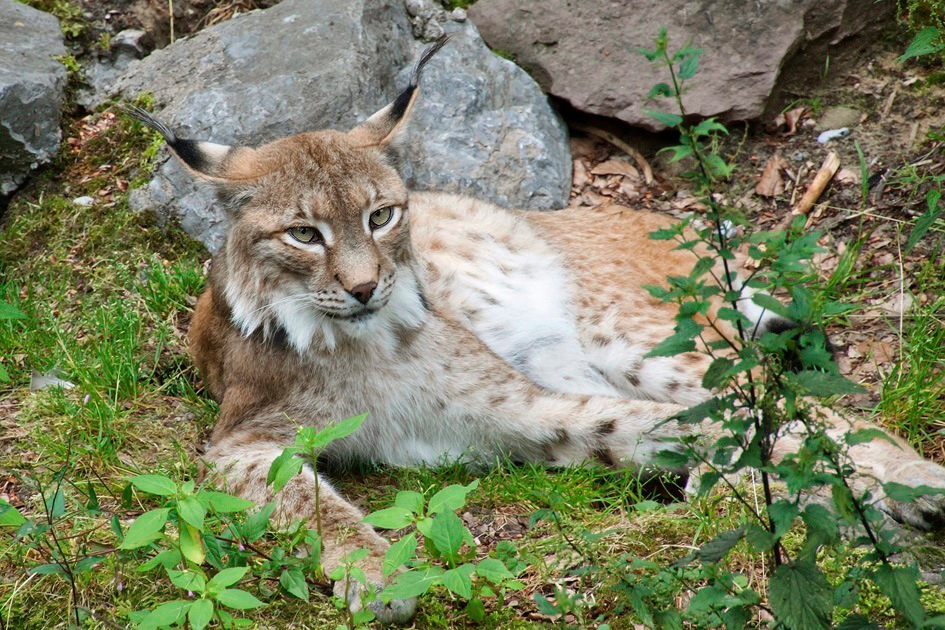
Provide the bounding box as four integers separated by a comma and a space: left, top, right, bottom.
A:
205, 437, 416, 624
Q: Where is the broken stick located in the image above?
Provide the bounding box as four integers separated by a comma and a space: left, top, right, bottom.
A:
778, 151, 840, 230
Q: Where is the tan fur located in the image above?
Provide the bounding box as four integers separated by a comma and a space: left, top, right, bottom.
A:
139, 72, 945, 624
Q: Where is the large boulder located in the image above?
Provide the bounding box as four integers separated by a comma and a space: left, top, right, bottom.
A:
111, 0, 569, 252
0, 0, 67, 196
468, 0, 894, 132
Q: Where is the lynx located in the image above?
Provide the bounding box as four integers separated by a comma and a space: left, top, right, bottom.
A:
130, 40, 945, 623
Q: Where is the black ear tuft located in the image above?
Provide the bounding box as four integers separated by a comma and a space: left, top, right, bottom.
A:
388, 34, 451, 124
122, 105, 217, 175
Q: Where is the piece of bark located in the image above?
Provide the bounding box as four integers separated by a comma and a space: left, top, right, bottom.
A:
794, 151, 841, 216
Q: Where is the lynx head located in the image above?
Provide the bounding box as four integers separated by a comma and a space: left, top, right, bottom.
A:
129, 38, 448, 353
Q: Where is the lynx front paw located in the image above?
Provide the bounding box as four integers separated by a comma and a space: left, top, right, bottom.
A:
333, 576, 417, 626
877, 460, 945, 531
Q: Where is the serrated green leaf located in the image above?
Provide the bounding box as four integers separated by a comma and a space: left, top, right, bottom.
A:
362, 506, 414, 530
702, 356, 735, 389
394, 491, 424, 516
383, 533, 417, 577
178, 496, 206, 531
788, 371, 866, 397
696, 526, 745, 564
476, 557, 514, 584
441, 564, 474, 598
216, 588, 264, 610
873, 564, 925, 625
768, 560, 832, 629
751, 293, 790, 318
691, 117, 727, 137
899, 26, 944, 63
645, 109, 684, 128
129, 474, 177, 497
209, 566, 249, 589
382, 567, 444, 600
653, 449, 689, 470
677, 53, 700, 80
768, 500, 799, 538
645, 333, 696, 358
188, 599, 214, 630
746, 524, 776, 552
119, 508, 170, 549
427, 480, 479, 515
280, 567, 309, 601
884, 482, 945, 503
203, 491, 255, 513
648, 82, 673, 98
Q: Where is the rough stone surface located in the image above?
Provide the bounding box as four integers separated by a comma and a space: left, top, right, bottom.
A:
0, 0, 67, 196
816, 106, 862, 131
398, 21, 570, 212
468, 0, 894, 132
110, 0, 568, 251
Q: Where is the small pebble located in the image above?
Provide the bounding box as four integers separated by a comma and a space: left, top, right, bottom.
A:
73, 196, 95, 206
817, 128, 849, 144
450, 7, 467, 21
404, 0, 426, 17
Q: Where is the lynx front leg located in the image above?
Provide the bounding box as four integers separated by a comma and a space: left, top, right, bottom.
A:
205, 436, 416, 624
775, 411, 945, 530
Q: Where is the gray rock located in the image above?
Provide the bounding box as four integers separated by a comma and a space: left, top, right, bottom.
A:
109, 0, 568, 251
450, 8, 466, 22
468, 0, 893, 131
399, 21, 570, 212
816, 106, 862, 131
0, 0, 67, 196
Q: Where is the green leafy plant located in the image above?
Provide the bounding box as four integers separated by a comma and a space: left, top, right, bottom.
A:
361, 480, 526, 624
630, 27, 945, 628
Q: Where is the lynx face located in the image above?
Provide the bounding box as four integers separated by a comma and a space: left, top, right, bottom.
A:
128, 39, 448, 353
219, 132, 426, 352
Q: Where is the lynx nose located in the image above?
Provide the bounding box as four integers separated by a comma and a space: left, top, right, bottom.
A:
348, 281, 377, 305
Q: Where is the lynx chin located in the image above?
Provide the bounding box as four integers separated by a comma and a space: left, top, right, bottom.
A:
129, 37, 945, 624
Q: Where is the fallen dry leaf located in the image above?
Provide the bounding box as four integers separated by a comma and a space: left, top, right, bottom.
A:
591, 159, 640, 180
756, 154, 788, 197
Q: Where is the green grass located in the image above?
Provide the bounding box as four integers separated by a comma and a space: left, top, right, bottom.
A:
2, 103, 945, 628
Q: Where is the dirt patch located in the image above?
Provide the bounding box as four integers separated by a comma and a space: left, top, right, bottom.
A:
78, 0, 280, 51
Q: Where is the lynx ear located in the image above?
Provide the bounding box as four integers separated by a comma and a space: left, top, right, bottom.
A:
348, 35, 449, 150
123, 105, 263, 185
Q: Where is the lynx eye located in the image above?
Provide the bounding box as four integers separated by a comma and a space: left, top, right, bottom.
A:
287, 226, 323, 244
369, 206, 394, 230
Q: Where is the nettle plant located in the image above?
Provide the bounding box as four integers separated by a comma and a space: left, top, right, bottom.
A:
628, 29, 945, 628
